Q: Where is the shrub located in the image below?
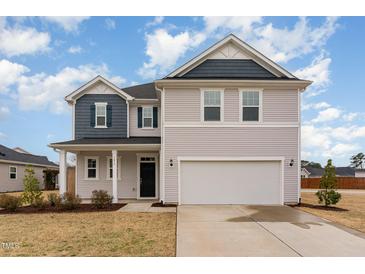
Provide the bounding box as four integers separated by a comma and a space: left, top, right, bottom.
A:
316, 159, 342, 206
21, 166, 42, 205
0, 194, 22, 211
91, 190, 113, 209
32, 196, 48, 209
60, 192, 81, 210
47, 193, 61, 207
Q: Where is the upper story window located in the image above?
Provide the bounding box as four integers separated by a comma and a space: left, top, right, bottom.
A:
143, 107, 153, 128
95, 102, 107, 128
137, 106, 158, 129
202, 89, 223, 121
241, 90, 261, 122
9, 166, 17, 179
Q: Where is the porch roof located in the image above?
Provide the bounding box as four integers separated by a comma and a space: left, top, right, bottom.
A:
49, 137, 161, 151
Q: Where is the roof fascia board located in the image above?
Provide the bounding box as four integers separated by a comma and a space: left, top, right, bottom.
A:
65, 75, 134, 102
0, 159, 58, 169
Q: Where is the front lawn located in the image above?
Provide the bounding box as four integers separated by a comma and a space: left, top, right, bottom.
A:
298, 191, 365, 234
0, 211, 176, 256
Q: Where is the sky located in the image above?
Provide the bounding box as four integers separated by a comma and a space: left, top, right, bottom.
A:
0, 16, 364, 167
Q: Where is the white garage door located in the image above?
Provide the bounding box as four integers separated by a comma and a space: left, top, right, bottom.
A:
180, 161, 282, 205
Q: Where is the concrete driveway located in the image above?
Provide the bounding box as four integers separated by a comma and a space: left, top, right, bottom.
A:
177, 205, 365, 256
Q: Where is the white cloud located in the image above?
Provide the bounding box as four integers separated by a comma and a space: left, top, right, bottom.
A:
302, 125, 332, 150
0, 20, 50, 57
295, 53, 331, 87
146, 16, 164, 28
43, 16, 89, 32
323, 143, 360, 157
312, 107, 341, 123
0, 59, 29, 93
0, 106, 10, 120
343, 112, 359, 122
138, 28, 205, 79
0, 132, 6, 139
302, 101, 330, 111
17, 64, 126, 114
105, 18, 116, 30
67, 45, 82, 54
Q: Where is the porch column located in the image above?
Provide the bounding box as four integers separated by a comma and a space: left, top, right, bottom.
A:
59, 149, 67, 195
112, 149, 118, 203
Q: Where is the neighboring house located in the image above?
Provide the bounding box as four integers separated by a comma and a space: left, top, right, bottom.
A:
301, 166, 355, 178
50, 34, 311, 205
355, 169, 365, 177
0, 144, 58, 192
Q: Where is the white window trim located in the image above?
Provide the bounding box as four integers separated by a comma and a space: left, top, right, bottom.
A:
9, 166, 17, 180
84, 156, 99, 180
95, 102, 108, 128
200, 88, 224, 122
106, 156, 122, 180
142, 106, 154, 129
239, 88, 263, 123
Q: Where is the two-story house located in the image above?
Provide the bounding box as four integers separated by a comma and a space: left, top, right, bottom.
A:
50, 34, 311, 205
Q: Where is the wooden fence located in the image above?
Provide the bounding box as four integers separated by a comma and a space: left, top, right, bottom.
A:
66, 167, 75, 195
301, 177, 365, 189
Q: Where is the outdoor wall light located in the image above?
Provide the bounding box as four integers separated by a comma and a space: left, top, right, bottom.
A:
169, 159, 174, 167
289, 159, 294, 167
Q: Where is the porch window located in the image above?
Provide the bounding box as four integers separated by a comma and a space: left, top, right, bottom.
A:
85, 157, 99, 179
9, 166, 17, 179
142, 107, 153, 128
95, 102, 107, 127
107, 157, 121, 180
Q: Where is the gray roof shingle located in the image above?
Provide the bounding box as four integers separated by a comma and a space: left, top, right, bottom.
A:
173, 59, 289, 79
304, 166, 355, 177
51, 137, 161, 145
122, 83, 157, 99
0, 144, 58, 167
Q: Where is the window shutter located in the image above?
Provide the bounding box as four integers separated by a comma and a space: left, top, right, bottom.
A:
107, 105, 112, 127
137, 107, 142, 128
90, 105, 95, 127
153, 107, 158, 128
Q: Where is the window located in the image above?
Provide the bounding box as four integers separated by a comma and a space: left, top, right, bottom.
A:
203, 90, 222, 121
85, 157, 99, 179
241, 90, 261, 122
95, 103, 107, 127
143, 107, 153, 128
9, 166, 17, 179
107, 157, 121, 180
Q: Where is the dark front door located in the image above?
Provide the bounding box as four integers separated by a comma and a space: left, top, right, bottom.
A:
140, 162, 156, 198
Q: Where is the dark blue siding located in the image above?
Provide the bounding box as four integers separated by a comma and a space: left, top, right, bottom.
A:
75, 94, 127, 139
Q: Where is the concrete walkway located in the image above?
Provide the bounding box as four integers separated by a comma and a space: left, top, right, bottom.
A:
118, 202, 176, 213
177, 205, 365, 256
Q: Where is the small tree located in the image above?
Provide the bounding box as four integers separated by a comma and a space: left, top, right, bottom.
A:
315, 159, 341, 206
350, 152, 365, 169
22, 166, 43, 205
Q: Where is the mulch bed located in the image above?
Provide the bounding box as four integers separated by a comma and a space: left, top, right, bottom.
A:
293, 203, 348, 212
151, 202, 177, 208
0, 203, 126, 215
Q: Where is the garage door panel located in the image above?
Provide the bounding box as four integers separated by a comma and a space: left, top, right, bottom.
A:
180, 161, 281, 205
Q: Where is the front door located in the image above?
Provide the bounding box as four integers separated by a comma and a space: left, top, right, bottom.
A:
140, 162, 156, 198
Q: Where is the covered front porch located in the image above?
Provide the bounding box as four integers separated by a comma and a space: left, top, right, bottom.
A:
49, 137, 161, 203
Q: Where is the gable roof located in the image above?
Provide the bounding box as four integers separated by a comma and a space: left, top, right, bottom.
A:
179, 59, 281, 79
0, 144, 58, 168
122, 82, 158, 99
166, 34, 297, 79
65, 75, 134, 103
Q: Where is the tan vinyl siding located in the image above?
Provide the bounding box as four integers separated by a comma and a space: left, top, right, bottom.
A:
77, 151, 138, 199
129, 105, 161, 137
263, 89, 299, 122
224, 88, 239, 122
165, 88, 201, 122
164, 87, 299, 123
0, 163, 45, 192
163, 127, 299, 203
